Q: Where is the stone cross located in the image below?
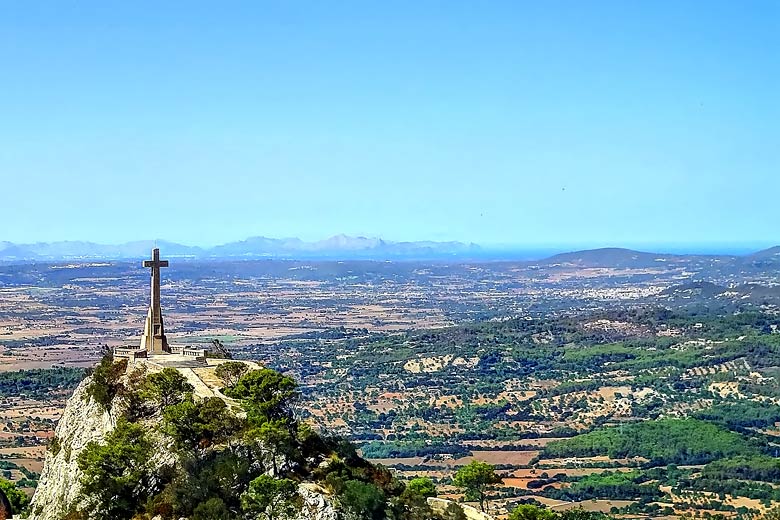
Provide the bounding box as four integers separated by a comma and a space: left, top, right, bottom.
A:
140, 248, 170, 353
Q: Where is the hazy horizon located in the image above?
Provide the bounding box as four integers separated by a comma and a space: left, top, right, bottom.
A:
1, 233, 776, 258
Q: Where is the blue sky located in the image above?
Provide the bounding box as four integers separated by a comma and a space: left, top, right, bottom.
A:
1, 1, 777, 249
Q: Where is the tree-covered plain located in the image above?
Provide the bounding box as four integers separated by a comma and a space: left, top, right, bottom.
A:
0, 367, 85, 399
265, 307, 780, 516
543, 418, 764, 465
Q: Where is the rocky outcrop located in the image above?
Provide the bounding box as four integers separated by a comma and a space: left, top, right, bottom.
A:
27, 367, 345, 520
28, 377, 115, 520
296, 483, 341, 520
427, 498, 496, 520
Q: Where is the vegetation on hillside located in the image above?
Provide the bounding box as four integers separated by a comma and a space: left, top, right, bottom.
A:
69, 358, 443, 520
84, 354, 128, 411
294, 308, 780, 443
452, 461, 503, 512
276, 307, 780, 517
509, 504, 611, 520
0, 367, 85, 399
702, 455, 780, 483
0, 477, 30, 516
543, 418, 764, 465
694, 401, 780, 431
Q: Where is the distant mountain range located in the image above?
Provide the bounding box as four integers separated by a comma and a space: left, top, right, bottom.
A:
0, 235, 482, 262
1, 240, 778, 265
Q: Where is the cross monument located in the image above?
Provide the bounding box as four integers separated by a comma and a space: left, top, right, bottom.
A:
140, 248, 170, 354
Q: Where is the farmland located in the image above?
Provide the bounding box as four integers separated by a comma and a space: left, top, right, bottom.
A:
1, 255, 780, 516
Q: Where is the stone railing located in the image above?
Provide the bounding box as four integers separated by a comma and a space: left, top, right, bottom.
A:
169, 345, 207, 359
427, 497, 495, 520
113, 347, 148, 361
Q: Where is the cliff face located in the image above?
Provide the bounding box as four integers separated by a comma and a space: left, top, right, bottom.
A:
296, 484, 340, 520
29, 377, 115, 520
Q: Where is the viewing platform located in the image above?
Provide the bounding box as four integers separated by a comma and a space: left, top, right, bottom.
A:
115, 345, 208, 366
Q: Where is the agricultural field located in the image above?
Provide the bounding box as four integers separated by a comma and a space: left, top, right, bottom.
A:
1, 257, 780, 517
279, 309, 780, 518
0, 367, 85, 497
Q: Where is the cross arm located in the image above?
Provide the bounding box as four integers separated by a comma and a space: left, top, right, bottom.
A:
143, 260, 169, 267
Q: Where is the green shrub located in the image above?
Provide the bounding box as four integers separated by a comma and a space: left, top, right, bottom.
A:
0, 477, 31, 516
509, 504, 556, 520
406, 477, 437, 498
50, 435, 62, 457
77, 419, 161, 520
192, 497, 232, 520
214, 361, 249, 388
162, 395, 239, 451
141, 367, 193, 412
241, 475, 299, 520
224, 369, 298, 423
340, 480, 386, 520
84, 355, 127, 411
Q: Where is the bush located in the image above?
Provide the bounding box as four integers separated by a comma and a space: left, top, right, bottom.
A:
509, 504, 557, 520
160, 449, 253, 516
442, 502, 467, 520
162, 395, 239, 451
224, 369, 298, 423
141, 367, 194, 412
50, 435, 62, 457
85, 355, 127, 411
215, 361, 249, 388
192, 497, 231, 520
0, 478, 31, 516
77, 419, 162, 520
340, 480, 386, 520
406, 477, 437, 498
241, 475, 299, 520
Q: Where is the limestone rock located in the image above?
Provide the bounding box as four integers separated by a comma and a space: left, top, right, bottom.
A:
427, 498, 496, 520
28, 377, 115, 520
27, 364, 352, 520
295, 483, 341, 520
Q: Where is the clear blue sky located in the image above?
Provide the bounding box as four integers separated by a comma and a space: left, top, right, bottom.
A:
1, 1, 778, 249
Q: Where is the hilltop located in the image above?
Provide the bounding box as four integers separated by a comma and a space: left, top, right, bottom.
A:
529, 245, 780, 271
746, 246, 780, 263
27, 356, 485, 520
537, 247, 742, 268
538, 247, 677, 267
